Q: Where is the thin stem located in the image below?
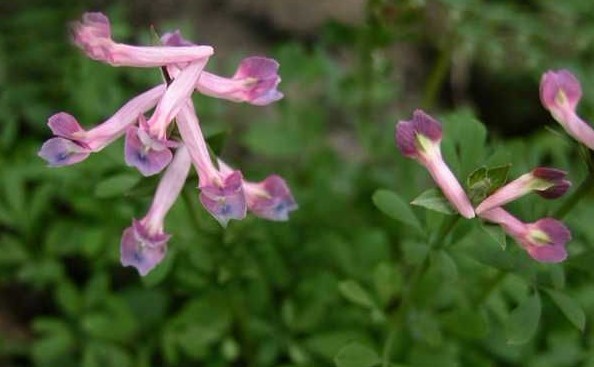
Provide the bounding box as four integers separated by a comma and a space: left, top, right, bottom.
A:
554, 172, 594, 219
421, 45, 453, 110
381, 214, 461, 367
181, 185, 202, 228
431, 215, 461, 249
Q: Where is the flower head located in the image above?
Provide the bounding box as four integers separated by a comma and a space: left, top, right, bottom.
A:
475, 167, 570, 214
121, 145, 191, 275
199, 170, 247, 227
540, 70, 582, 120
480, 208, 570, 263
243, 174, 298, 221
540, 69, 594, 150
120, 219, 170, 276
124, 124, 174, 177
175, 101, 247, 226
395, 110, 474, 218
161, 31, 283, 106
523, 218, 571, 263
72, 12, 213, 67
395, 109, 443, 161
39, 85, 166, 167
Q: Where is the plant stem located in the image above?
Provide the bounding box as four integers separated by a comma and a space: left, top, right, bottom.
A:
554, 172, 594, 219
381, 214, 461, 367
421, 44, 453, 110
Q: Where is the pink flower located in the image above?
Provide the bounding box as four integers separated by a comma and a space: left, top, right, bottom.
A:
218, 160, 298, 221
540, 69, 594, 150
479, 208, 570, 263
125, 59, 209, 176
161, 31, 282, 105
475, 167, 570, 215
175, 101, 247, 226
120, 145, 192, 275
72, 12, 213, 67
395, 110, 475, 218
39, 84, 165, 166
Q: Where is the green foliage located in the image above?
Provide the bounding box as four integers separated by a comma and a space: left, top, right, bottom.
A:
2, 1, 594, 367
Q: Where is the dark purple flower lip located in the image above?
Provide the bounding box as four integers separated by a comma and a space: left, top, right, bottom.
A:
395, 109, 443, 158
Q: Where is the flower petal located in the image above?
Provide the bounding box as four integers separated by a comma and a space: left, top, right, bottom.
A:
120, 219, 170, 276
38, 137, 91, 166
47, 112, 85, 138
124, 126, 173, 176
245, 175, 298, 221
199, 170, 247, 226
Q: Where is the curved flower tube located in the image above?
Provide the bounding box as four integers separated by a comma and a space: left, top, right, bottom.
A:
475, 167, 570, 215
479, 207, 570, 263
121, 145, 192, 275
395, 109, 475, 218
72, 12, 213, 67
540, 69, 594, 150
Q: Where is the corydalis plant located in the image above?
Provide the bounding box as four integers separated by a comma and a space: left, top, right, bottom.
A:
38, 12, 297, 276
394, 109, 572, 263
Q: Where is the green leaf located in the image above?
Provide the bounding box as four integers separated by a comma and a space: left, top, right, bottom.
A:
372, 189, 422, 231
338, 280, 376, 309
480, 223, 507, 250
467, 165, 511, 203
334, 343, 380, 367
95, 173, 141, 198
442, 109, 487, 173
544, 289, 586, 332
486, 164, 511, 191
373, 263, 403, 306
506, 292, 541, 345
442, 309, 488, 339
410, 189, 455, 215
430, 250, 458, 282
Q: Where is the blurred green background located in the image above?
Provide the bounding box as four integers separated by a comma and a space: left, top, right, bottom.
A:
2, 0, 594, 366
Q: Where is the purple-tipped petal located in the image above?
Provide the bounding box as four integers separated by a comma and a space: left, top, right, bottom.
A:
537, 180, 571, 199
199, 170, 247, 226
47, 112, 85, 138
233, 57, 282, 105
523, 218, 571, 263
395, 109, 443, 159
120, 219, 170, 276
246, 175, 298, 221
532, 167, 571, 199
540, 70, 582, 113
532, 167, 567, 181
479, 208, 570, 263
124, 126, 172, 176
160, 30, 194, 47
71, 12, 213, 67
38, 137, 91, 166
71, 12, 112, 62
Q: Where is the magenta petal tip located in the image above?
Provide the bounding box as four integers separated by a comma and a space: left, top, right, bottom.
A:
524, 218, 571, 263
540, 69, 582, 112
532, 167, 571, 199
395, 109, 442, 158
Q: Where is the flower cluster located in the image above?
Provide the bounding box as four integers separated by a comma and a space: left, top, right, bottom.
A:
38, 12, 297, 276
395, 110, 571, 263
